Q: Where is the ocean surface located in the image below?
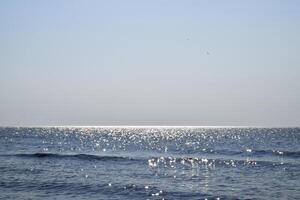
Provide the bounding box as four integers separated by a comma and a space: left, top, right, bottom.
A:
0, 127, 299, 200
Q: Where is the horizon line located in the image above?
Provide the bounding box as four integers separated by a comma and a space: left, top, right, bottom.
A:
0, 125, 299, 128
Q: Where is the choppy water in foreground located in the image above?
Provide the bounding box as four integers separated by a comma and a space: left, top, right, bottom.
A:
0, 127, 300, 200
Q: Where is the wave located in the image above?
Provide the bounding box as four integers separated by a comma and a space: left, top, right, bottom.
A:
0, 153, 135, 162
200, 148, 300, 159
250, 149, 300, 158
1, 151, 299, 168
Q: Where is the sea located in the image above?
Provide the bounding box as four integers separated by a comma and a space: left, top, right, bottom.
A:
0, 127, 299, 200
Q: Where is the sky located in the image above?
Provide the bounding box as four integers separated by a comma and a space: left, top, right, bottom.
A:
1, 0, 300, 126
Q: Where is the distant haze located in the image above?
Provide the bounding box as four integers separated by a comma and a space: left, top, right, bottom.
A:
1, 0, 300, 126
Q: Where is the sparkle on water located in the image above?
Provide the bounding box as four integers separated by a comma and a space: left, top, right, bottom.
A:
0, 126, 300, 200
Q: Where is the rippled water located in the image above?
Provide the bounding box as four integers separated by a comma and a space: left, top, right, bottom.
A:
0, 127, 300, 199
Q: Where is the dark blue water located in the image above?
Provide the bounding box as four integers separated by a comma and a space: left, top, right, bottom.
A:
0, 127, 300, 200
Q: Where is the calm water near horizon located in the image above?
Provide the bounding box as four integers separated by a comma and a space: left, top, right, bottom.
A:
0, 127, 299, 199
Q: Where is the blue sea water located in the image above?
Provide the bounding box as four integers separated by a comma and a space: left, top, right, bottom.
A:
0, 127, 299, 200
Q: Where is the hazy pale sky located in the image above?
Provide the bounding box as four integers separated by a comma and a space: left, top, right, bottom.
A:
1, 0, 300, 126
